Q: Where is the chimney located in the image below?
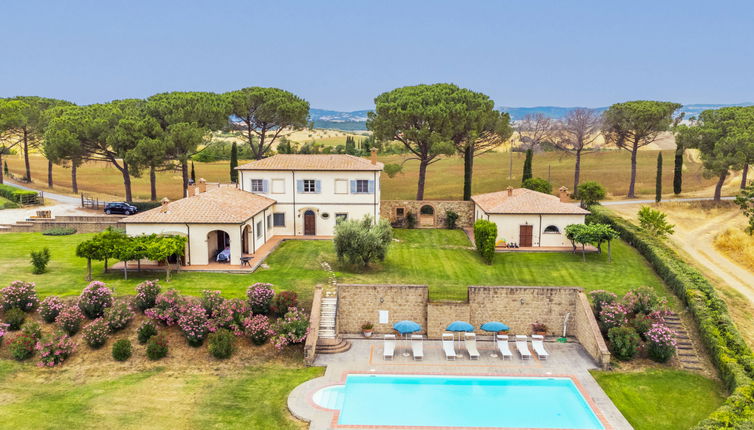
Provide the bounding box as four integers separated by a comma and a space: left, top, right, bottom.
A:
160, 197, 170, 213
507, 186, 513, 197
559, 186, 569, 203
187, 183, 196, 197
370, 147, 378, 165
198, 178, 207, 193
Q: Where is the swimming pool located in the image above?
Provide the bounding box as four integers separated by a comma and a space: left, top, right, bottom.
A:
312, 374, 605, 429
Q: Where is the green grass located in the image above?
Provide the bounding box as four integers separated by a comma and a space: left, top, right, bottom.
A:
591, 369, 725, 430
0, 361, 323, 430
0, 229, 668, 303
0, 195, 20, 209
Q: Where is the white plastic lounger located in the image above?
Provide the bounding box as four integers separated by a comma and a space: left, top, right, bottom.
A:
383, 334, 396, 360
442, 333, 457, 360
531, 334, 549, 360
515, 335, 532, 360
464, 332, 480, 360
496, 335, 513, 360
411, 334, 424, 360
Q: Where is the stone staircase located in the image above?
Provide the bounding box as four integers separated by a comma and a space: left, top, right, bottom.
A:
316, 295, 350, 354
666, 314, 703, 371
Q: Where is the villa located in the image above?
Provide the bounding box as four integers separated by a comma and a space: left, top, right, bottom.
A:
123, 152, 382, 266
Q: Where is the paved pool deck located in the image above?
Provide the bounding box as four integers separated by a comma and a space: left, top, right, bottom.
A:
289, 338, 633, 430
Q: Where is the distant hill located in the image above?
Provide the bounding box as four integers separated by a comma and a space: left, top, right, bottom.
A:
309, 103, 754, 131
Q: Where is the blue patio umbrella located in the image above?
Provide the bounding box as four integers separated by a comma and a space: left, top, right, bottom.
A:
393, 320, 421, 356
481, 321, 510, 357
446, 321, 474, 355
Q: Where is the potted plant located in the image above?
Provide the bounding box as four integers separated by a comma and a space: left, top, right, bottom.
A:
531, 322, 547, 336
361, 322, 374, 338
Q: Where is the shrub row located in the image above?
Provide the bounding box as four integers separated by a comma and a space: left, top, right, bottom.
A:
0, 184, 38, 203
590, 207, 754, 428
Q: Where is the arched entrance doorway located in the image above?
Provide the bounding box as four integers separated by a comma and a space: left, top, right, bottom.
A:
419, 205, 435, 227
242, 225, 251, 254
304, 210, 316, 235
207, 230, 231, 262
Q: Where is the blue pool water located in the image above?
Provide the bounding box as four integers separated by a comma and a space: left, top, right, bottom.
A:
313, 374, 604, 429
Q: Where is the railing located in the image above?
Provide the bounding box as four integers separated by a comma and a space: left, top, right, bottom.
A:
81, 194, 101, 209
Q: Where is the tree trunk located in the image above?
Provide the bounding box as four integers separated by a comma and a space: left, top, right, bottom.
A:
714, 170, 727, 201
165, 261, 171, 282
581, 243, 586, 262
23, 128, 31, 181
416, 159, 429, 200
47, 159, 53, 188
122, 164, 133, 203
627, 144, 638, 198
181, 160, 189, 197
0, 151, 4, 184
71, 164, 78, 194
462, 145, 474, 201
104, 257, 108, 273
573, 149, 582, 197
149, 165, 157, 201
742, 164, 749, 189
123, 261, 128, 280
86, 258, 92, 281
607, 240, 612, 263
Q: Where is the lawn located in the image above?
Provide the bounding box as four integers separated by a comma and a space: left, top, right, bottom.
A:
0, 229, 668, 303
0, 360, 322, 430
591, 369, 725, 430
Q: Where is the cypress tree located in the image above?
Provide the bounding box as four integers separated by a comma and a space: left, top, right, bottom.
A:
522, 149, 533, 183
656, 152, 663, 202
673, 145, 683, 195
3, 160, 8, 175
230, 142, 238, 183
190, 161, 196, 183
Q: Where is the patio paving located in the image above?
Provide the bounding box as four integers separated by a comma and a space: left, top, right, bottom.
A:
289, 338, 633, 430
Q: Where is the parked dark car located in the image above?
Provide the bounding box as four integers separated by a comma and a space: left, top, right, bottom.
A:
104, 202, 138, 215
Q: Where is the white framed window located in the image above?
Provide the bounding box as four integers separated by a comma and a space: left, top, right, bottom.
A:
543, 225, 560, 234
273, 213, 285, 227
256, 221, 263, 238
350, 179, 374, 194
335, 213, 348, 223
271, 178, 285, 194
334, 179, 348, 194
303, 179, 316, 193
250, 179, 267, 193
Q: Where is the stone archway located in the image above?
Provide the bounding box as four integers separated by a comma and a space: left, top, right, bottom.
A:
419, 204, 435, 227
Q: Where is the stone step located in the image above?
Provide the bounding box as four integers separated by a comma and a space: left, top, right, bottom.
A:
316, 340, 351, 354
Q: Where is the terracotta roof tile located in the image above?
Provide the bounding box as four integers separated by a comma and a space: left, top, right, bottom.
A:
236, 154, 383, 171
124, 187, 275, 224
471, 188, 590, 215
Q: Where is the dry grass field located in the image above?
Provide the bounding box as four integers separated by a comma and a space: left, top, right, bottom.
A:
715, 228, 754, 272
3, 148, 728, 202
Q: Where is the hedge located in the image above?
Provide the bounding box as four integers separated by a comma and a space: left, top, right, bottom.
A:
0, 184, 38, 204
590, 207, 754, 428
130, 201, 161, 212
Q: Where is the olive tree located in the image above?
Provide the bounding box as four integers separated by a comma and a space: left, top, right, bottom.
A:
333, 215, 392, 268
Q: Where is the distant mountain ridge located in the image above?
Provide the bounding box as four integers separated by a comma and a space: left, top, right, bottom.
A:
309, 103, 754, 130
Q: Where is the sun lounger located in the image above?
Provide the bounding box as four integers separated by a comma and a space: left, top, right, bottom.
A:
515, 335, 532, 360
531, 334, 549, 360
464, 332, 480, 360
384, 334, 396, 360
442, 333, 457, 360
411, 334, 424, 360
496, 335, 513, 359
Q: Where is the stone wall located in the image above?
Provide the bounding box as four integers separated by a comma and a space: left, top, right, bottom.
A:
303, 285, 322, 365
574, 291, 611, 369
380, 200, 474, 228
336, 284, 428, 334
426, 302, 471, 338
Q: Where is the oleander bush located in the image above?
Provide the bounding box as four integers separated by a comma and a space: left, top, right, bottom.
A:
137, 320, 158, 344
207, 328, 235, 359
111, 339, 132, 361
39, 296, 64, 323
590, 206, 754, 428
56, 305, 85, 335
589, 290, 618, 315
78, 281, 114, 319
622, 285, 665, 315
21, 321, 42, 340
134, 280, 161, 311
646, 323, 677, 363
247, 283, 274, 314
103, 302, 134, 331
144, 289, 184, 326
631, 313, 653, 340
82, 318, 110, 349
598, 303, 629, 333
270, 291, 298, 317
607, 326, 641, 361
4, 308, 26, 330
178, 304, 209, 347
271, 307, 309, 350
37, 332, 76, 367
243, 314, 274, 345
200, 290, 225, 316
8, 333, 36, 361
1, 281, 39, 312
146, 334, 168, 360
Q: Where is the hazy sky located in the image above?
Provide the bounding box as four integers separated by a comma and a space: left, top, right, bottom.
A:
1, 0, 752, 110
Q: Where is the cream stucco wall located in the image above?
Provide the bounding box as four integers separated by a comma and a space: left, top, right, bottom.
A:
474, 204, 585, 246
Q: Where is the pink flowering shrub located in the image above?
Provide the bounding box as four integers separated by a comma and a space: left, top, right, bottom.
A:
243, 315, 274, 345
622, 286, 665, 315
271, 307, 309, 350
646, 323, 677, 363
598, 303, 629, 332
1, 281, 39, 312
178, 304, 209, 346
78, 281, 114, 319
56, 305, 85, 335
649, 308, 674, 324
201, 290, 225, 316
247, 283, 274, 314
40, 296, 65, 323
36, 333, 76, 367
589, 290, 617, 316
208, 299, 251, 335
134, 280, 161, 312
103, 302, 135, 331
144, 289, 184, 326
270, 291, 299, 317
82, 318, 110, 349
